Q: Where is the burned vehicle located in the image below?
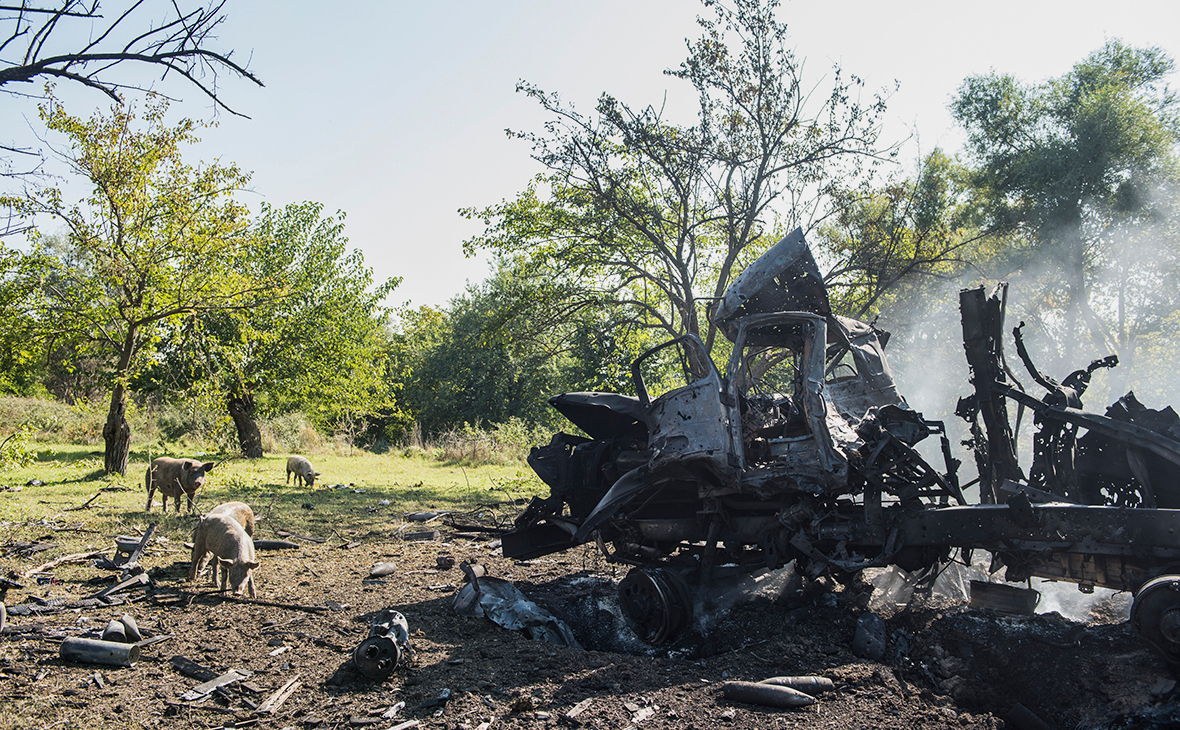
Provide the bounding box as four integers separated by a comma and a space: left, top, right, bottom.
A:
503, 229, 1180, 658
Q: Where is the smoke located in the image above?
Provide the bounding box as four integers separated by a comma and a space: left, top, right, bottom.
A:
868, 551, 1131, 623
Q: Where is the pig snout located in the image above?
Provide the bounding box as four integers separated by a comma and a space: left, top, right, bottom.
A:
221, 558, 259, 596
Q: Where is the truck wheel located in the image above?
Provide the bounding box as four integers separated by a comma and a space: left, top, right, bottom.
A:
618, 567, 691, 645
1131, 575, 1180, 663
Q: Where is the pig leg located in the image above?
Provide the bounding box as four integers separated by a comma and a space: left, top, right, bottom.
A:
217, 559, 230, 591
248, 571, 257, 599
186, 490, 196, 514
188, 533, 207, 582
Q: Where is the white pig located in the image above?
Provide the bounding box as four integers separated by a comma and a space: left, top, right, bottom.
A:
196, 501, 256, 588
286, 455, 320, 488
189, 513, 259, 597
207, 501, 255, 537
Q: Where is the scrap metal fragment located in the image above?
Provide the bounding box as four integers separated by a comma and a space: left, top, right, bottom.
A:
453, 571, 580, 648
118, 523, 157, 568
120, 613, 142, 642
170, 654, 218, 681
562, 697, 594, 725
852, 613, 886, 660
180, 668, 252, 701
255, 674, 301, 715
91, 571, 150, 600
59, 637, 141, 667
970, 580, 1039, 614
352, 609, 412, 679
404, 530, 440, 542
101, 619, 125, 643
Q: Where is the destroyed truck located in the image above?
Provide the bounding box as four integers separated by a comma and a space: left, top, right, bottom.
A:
502, 229, 1180, 659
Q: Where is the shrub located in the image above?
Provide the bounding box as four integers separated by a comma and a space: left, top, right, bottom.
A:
259, 413, 323, 454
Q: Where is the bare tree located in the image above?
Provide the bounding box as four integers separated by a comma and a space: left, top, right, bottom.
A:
0, 1, 262, 114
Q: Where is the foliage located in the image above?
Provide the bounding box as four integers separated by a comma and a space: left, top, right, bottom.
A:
818, 150, 991, 319
395, 256, 667, 435
2, 95, 269, 473
0, 425, 36, 469
138, 201, 403, 454
396, 274, 563, 435
951, 40, 1180, 370
463, 0, 891, 358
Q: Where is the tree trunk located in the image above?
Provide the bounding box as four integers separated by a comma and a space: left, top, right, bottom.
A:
103, 381, 131, 475
228, 393, 264, 458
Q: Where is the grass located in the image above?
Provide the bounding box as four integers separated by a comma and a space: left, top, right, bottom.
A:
0, 442, 546, 582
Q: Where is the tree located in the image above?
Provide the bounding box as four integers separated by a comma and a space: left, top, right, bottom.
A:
0, 1, 260, 112
188, 202, 399, 457
951, 40, 1180, 367
3, 96, 270, 474
0, 1, 262, 192
818, 150, 989, 319
463, 0, 890, 358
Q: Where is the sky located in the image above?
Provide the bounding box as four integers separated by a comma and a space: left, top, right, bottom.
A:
5, 0, 1180, 310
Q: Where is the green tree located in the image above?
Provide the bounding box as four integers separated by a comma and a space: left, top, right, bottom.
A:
4, 96, 268, 474
818, 150, 989, 319
199, 202, 400, 456
951, 40, 1180, 366
464, 0, 890, 357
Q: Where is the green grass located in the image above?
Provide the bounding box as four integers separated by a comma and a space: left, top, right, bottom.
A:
0, 443, 545, 577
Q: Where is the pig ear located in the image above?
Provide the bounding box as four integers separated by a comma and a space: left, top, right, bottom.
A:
202, 462, 215, 471
182, 461, 193, 471
245, 561, 260, 569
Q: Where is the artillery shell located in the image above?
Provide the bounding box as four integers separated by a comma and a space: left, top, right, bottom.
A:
759, 676, 834, 694
101, 619, 126, 643
723, 680, 816, 708
120, 613, 142, 642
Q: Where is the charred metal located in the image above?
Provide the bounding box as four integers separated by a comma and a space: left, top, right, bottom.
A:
502, 229, 1180, 657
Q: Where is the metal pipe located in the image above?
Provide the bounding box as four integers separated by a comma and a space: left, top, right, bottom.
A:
60, 637, 140, 666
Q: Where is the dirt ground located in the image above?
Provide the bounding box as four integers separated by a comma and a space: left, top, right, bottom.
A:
2, 515, 1179, 730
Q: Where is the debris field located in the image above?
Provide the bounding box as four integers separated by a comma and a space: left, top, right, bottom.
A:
1, 515, 1178, 730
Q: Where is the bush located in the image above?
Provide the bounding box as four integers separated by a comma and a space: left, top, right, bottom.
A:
260, 413, 323, 454
424, 417, 551, 465
0, 396, 104, 443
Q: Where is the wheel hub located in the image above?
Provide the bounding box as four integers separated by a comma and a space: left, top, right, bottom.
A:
618, 567, 691, 645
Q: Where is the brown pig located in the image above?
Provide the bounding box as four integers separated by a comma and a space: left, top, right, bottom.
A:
146, 457, 215, 513
189, 513, 259, 597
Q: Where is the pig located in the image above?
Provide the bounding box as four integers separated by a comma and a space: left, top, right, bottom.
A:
207, 501, 255, 537
145, 457, 215, 513
286, 455, 320, 488
189, 512, 259, 597
193, 502, 256, 589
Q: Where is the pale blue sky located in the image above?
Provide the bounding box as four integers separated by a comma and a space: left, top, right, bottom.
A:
6, 1, 1180, 309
